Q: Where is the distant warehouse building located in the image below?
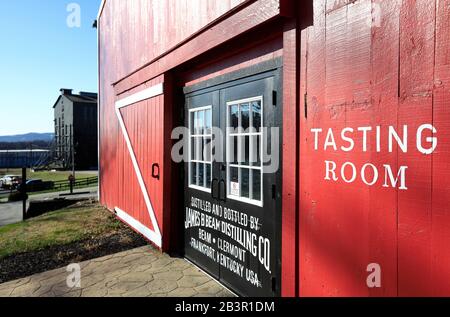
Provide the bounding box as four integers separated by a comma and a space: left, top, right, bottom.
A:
0, 149, 49, 168
53, 89, 98, 170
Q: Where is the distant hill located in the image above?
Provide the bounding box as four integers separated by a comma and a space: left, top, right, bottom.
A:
0, 133, 54, 143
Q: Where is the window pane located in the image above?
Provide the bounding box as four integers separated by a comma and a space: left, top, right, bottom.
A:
244, 135, 250, 166
204, 137, 212, 162
230, 105, 239, 130
238, 136, 245, 164
229, 136, 238, 164
237, 136, 250, 166
194, 111, 198, 134
241, 103, 250, 131
252, 169, 261, 201
241, 168, 250, 199
197, 111, 204, 135
250, 135, 261, 166
195, 137, 202, 161
190, 162, 197, 186
252, 101, 262, 132
198, 163, 205, 187
191, 137, 196, 161
205, 164, 212, 189
250, 135, 256, 165
190, 112, 197, 134
205, 109, 212, 135
230, 167, 239, 182
257, 135, 261, 165
229, 167, 239, 197
201, 138, 205, 161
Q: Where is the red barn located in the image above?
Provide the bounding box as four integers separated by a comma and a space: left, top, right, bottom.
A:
97, 0, 450, 297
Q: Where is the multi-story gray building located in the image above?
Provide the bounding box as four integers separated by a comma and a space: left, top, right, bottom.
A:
53, 89, 98, 170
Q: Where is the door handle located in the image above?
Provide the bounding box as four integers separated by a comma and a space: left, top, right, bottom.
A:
212, 178, 219, 200
152, 163, 160, 180
219, 179, 226, 202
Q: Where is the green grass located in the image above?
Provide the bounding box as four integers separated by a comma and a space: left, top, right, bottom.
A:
26, 186, 98, 197
0, 169, 98, 198
0, 203, 122, 259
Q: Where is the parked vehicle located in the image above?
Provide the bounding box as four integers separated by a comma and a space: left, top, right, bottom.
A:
17, 179, 54, 192
11, 176, 22, 189
0, 175, 13, 188
0, 175, 20, 189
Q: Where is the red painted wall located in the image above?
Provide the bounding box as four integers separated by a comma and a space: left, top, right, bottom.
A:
117, 78, 165, 235
299, 0, 450, 296
98, 0, 247, 250
99, 0, 246, 84
99, 74, 166, 246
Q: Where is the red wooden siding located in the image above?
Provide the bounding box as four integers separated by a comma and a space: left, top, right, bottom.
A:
100, 0, 246, 84
117, 92, 164, 234
114, 0, 283, 94
299, 0, 450, 296
178, 33, 283, 86
432, 0, 450, 296
281, 18, 299, 297
398, 0, 435, 296
98, 1, 250, 250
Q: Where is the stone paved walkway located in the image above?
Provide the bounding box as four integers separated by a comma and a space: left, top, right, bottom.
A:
0, 246, 234, 297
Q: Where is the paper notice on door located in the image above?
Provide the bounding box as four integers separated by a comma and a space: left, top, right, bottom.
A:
230, 182, 240, 196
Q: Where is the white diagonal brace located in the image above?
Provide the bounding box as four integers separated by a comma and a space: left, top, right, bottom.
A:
113, 84, 164, 247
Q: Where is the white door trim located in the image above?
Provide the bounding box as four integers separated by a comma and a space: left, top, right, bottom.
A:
115, 207, 162, 246
114, 83, 164, 247
116, 83, 164, 109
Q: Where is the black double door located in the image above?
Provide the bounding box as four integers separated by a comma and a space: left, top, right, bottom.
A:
184, 70, 282, 297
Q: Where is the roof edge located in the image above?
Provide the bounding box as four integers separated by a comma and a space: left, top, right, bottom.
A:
97, 0, 106, 20
52, 95, 63, 109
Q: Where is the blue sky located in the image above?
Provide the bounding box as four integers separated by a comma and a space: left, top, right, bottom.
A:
0, 0, 101, 136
